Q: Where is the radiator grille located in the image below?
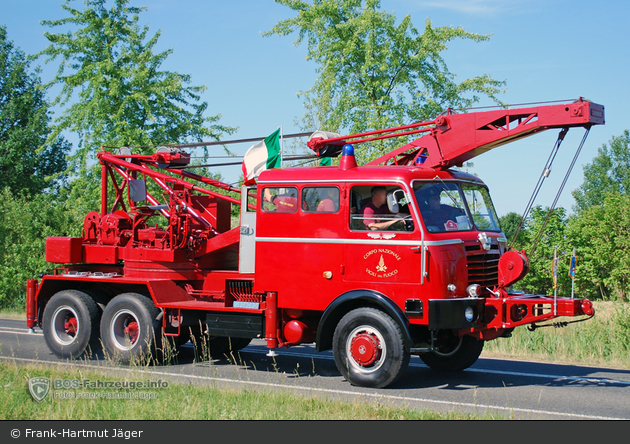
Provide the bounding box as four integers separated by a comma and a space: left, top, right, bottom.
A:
465, 241, 500, 287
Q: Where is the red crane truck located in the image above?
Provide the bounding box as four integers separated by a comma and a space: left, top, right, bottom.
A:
26, 98, 604, 388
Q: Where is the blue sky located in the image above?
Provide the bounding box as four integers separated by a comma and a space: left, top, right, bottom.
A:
3, 0, 629, 217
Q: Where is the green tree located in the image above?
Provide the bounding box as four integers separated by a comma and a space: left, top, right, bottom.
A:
568, 192, 630, 301
38, 0, 235, 201
0, 26, 69, 194
514, 206, 572, 296
572, 130, 630, 213
0, 188, 75, 309
499, 211, 527, 246
264, 0, 504, 163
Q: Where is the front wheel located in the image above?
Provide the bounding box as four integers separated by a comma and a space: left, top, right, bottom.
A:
332, 307, 409, 388
420, 332, 484, 372
100, 293, 161, 364
42, 290, 101, 359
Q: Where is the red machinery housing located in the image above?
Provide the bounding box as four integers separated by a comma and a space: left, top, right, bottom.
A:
27, 99, 603, 388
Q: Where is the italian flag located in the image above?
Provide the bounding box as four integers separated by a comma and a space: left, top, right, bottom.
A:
242, 128, 281, 185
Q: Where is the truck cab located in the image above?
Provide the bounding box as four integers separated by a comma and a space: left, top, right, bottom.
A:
249, 156, 505, 326
230, 148, 517, 387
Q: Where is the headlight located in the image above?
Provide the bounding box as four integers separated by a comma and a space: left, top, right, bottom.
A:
466, 284, 481, 298
464, 306, 477, 322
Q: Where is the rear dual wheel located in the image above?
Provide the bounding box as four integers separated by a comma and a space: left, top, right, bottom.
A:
100, 292, 161, 364
42, 290, 101, 359
332, 307, 409, 388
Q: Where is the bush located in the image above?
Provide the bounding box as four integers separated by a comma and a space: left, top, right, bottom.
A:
0, 188, 74, 309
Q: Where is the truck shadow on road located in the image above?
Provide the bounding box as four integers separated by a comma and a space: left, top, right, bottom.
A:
172, 343, 630, 391
392, 358, 630, 391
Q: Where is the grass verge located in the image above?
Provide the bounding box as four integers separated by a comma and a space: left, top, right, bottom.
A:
0, 361, 502, 420
483, 301, 630, 369
0, 309, 24, 320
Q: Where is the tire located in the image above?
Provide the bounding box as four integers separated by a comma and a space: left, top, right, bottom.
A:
332, 307, 410, 388
42, 290, 101, 359
100, 293, 161, 364
420, 332, 484, 372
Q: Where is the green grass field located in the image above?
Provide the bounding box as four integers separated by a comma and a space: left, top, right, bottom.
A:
0, 362, 501, 420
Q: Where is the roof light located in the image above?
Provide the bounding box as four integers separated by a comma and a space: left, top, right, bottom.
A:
339, 144, 358, 170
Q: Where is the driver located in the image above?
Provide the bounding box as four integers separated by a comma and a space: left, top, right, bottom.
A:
419, 187, 464, 231
360, 186, 404, 231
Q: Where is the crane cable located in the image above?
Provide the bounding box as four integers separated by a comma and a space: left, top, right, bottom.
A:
508, 128, 568, 250
509, 126, 592, 256
529, 127, 591, 256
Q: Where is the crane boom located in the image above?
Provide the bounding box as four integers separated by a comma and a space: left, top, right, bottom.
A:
308, 98, 604, 170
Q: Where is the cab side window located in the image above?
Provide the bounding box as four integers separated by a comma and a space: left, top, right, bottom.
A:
302, 187, 340, 213
262, 187, 298, 213
349, 185, 412, 231
245, 187, 257, 213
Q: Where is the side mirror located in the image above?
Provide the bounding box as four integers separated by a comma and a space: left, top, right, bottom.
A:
387, 189, 409, 213
129, 179, 147, 202
387, 191, 399, 213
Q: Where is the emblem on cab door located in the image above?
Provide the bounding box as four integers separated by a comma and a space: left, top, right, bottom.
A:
364, 248, 401, 278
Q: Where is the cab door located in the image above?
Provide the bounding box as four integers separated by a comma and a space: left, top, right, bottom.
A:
239, 186, 257, 273
343, 183, 423, 286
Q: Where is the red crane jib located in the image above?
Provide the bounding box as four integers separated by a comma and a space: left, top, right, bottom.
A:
307, 99, 604, 169
370, 100, 605, 168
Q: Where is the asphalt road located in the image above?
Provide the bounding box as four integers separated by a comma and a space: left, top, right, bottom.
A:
2, 317, 629, 420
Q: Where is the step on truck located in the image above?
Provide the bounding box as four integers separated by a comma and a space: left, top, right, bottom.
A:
26, 98, 603, 388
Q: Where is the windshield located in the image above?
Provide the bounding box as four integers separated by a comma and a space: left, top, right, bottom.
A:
414, 182, 470, 233
461, 183, 501, 232
413, 181, 501, 233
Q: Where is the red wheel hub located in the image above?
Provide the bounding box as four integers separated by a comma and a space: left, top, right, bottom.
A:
124, 321, 139, 344
64, 317, 78, 337
350, 332, 381, 366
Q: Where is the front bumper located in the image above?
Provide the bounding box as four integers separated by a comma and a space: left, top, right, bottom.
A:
427, 294, 594, 332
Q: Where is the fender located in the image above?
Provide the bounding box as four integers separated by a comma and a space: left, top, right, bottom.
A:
315, 289, 412, 352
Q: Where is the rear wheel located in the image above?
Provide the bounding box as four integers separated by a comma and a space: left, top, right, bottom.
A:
42, 290, 101, 359
420, 332, 484, 372
332, 307, 409, 388
100, 293, 161, 364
